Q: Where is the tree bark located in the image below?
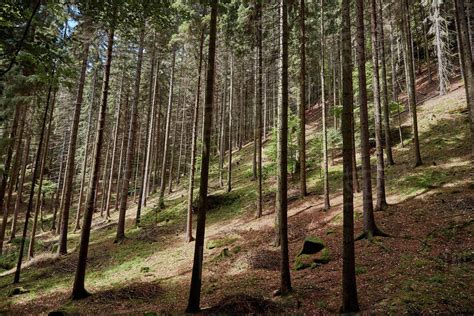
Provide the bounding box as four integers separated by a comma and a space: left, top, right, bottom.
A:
185, 1, 218, 312
0, 105, 22, 255
14, 82, 53, 283
400, 0, 423, 167
186, 29, 205, 243
74, 69, 98, 230
454, 0, 474, 158
378, 0, 394, 165
370, 0, 389, 211
58, 41, 90, 255
321, 0, 330, 210
227, 55, 234, 193
341, 0, 360, 312
298, 0, 307, 197
116, 28, 144, 241
72, 27, 114, 299
158, 49, 176, 209
28, 88, 56, 259
277, 0, 292, 295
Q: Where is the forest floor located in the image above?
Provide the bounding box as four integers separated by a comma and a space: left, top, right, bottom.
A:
0, 74, 473, 314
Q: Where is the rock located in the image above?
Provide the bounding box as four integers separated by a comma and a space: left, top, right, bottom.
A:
8, 287, 29, 297
298, 236, 325, 256
294, 247, 331, 271
272, 289, 281, 297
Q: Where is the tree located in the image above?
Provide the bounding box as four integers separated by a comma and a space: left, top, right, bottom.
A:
370, 0, 389, 211
321, 0, 331, 211
186, 0, 218, 311
255, 0, 264, 217
58, 39, 91, 255
400, 0, 423, 167
454, 0, 474, 158
298, 0, 307, 197
341, 0, 359, 311
186, 29, 205, 243
158, 49, 176, 209
116, 27, 145, 241
277, 0, 292, 295
14, 82, 54, 283
378, 0, 395, 165
72, 25, 115, 299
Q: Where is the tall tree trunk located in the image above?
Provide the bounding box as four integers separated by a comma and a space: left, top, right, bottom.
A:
115, 92, 130, 213
401, 0, 423, 167
185, 0, 218, 311
136, 48, 156, 225
0, 100, 21, 254
58, 41, 90, 255
158, 49, 176, 209
321, 0, 330, 210
298, 0, 307, 197
389, 13, 404, 147
14, 82, 53, 283
10, 132, 30, 241
176, 101, 186, 185
116, 28, 144, 241
454, 0, 474, 157
104, 68, 126, 220
51, 127, 68, 232
371, 0, 389, 211
255, 1, 263, 217
356, 0, 386, 238
72, 26, 114, 299
167, 101, 178, 194
341, 0, 360, 312
227, 55, 234, 193
219, 65, 227, 187
74, 69, 98, 231
277, 0, 292, 295
186, 29, 205, 243
378, 0, 395, 165
28, 88, 56, 259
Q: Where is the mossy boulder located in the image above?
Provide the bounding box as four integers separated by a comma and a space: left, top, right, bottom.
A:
298, 236, 325, 256
294, 237, 330, 270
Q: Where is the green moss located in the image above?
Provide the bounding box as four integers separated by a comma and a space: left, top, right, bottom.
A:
355, 265, 368, 275
206, 236, 238, 250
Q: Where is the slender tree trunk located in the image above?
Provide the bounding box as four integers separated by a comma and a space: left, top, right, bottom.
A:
74, 70, 98, 230
277, 0, 292, 295
219, 65, 227, 187
321, 0, 330, 210
401, 0, 423, 167
72, 27, 114, 299
298, 0, 307, 197
28, 88, 56, 259
167, 101, 178, 194
227, 55, 234, 193
255, 1, 263, 217
58, 41, 90, 255
158, 49, 176, 208
185, 1, 218, 311
51, 127, 68, 232
454, 0, 474, 157
378, 0, 394, 165
176, 102, 186, 184
341, 0, 360, 311
389, 14, 404, 147
186, 29, 205, 243
355, 0, 384, 238
370, 0, 389, 211
14, 82, 53, 283
115, 92, 130, 213
116, 28, 144, 241
0, 102, 21, 252
104, 68, 126, 220
10, 130, 31, 238
136, 50, 156, 225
